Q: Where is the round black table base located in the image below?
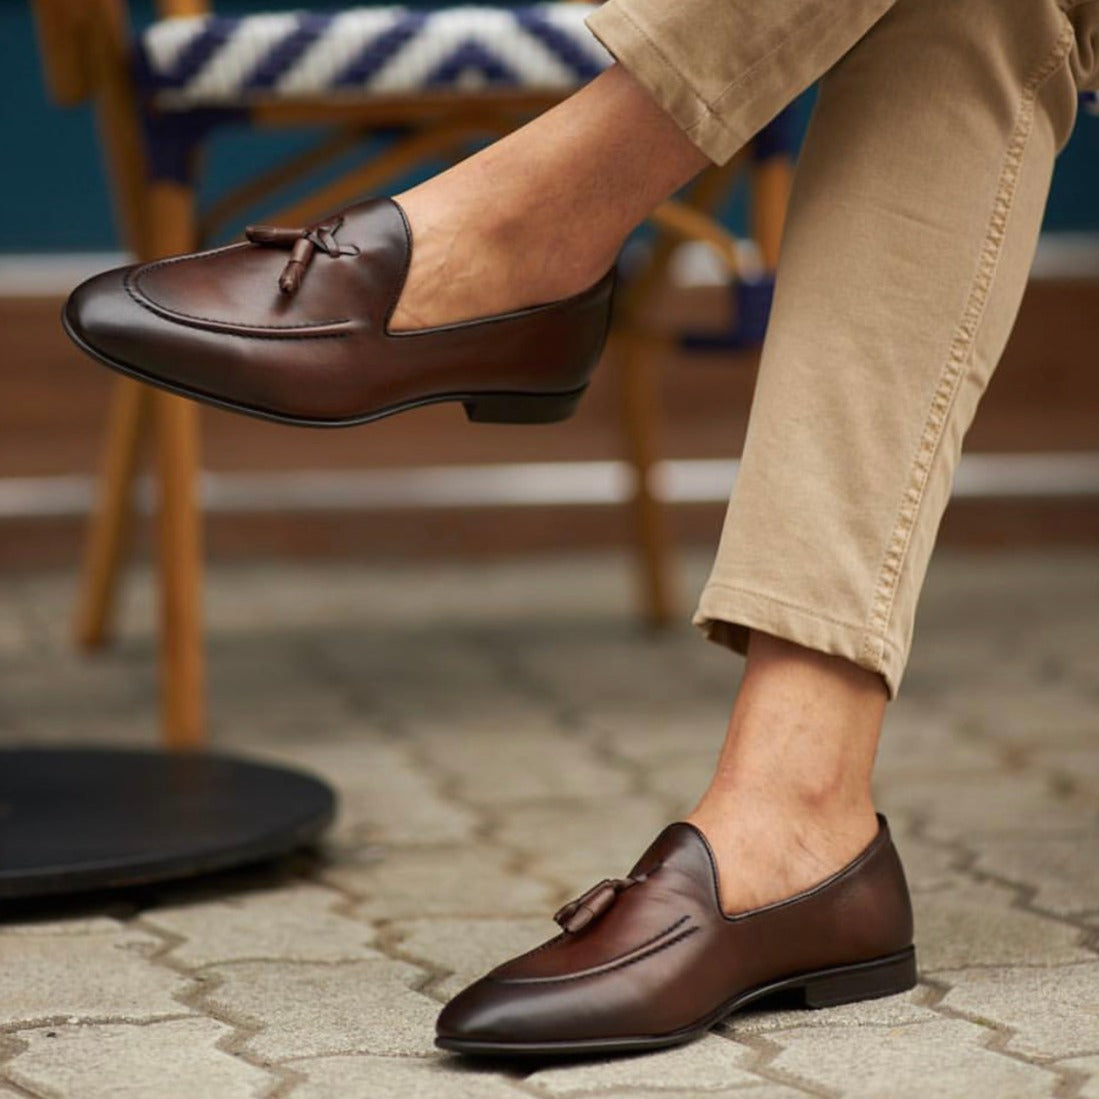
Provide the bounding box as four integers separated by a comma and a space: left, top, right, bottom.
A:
0, 748, 336, 900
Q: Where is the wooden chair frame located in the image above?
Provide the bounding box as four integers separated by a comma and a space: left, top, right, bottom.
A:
33, 0, 789, 748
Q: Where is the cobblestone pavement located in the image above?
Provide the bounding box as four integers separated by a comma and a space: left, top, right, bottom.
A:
0, 548, 1097, 1098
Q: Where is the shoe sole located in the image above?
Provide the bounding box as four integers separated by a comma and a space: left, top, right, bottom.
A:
435, 945, 917, 1059
61, 311, 589, 429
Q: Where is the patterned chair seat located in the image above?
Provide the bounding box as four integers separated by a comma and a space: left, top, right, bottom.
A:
137, 4, 610, 109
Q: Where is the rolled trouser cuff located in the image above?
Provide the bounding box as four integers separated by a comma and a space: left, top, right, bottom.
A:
692, 582, 903, 699
584, 0, 896, 164
584, 2, 739, 164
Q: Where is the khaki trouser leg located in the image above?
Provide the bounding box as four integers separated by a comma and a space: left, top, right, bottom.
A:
586, 0, 898, 166
588, 0, 1096, 698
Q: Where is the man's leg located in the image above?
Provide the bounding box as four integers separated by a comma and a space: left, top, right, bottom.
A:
391, 64, 709, 330
390, 0, 897, 329
688, 0, 1086, 910
429, 0, 1099, 1054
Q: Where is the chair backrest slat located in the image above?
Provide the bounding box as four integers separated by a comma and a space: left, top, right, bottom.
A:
156, 0, 211, 16
31, 0, 95, 104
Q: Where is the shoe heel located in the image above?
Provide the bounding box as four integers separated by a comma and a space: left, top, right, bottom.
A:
799, 947, 917, 1009
464, 386, 587, 424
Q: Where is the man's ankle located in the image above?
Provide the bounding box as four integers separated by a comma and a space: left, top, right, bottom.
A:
687, 796, 879, 914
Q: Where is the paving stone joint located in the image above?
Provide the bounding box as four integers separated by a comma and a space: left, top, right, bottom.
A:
0, 551, 1096, 1098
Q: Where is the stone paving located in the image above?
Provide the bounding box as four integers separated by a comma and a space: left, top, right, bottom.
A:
0, 547, 1097, 1098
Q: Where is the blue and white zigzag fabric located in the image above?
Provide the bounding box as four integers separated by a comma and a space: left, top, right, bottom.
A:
138, 4, 611, 107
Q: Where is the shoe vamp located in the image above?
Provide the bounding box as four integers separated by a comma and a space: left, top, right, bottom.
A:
489, 877, 878, 998
129, 244, 383, 334
491, 882, 707, 983
475, 887, 746, 1042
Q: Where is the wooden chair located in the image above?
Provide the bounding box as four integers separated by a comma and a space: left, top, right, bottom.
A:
32, 0, 791, 749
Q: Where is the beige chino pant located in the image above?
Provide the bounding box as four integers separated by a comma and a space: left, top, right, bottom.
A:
587, 0, 1099, 698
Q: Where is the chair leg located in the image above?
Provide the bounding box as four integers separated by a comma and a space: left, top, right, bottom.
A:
614, 328, 677, 628
616, 173, 749, 629
74, 378, 150, 649
145, 179, 206, 749
152, 390, 205, 749
750, 156, 793, 272
72, 0, 153, 652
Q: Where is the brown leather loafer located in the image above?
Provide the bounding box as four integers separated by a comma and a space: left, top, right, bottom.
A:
436, 814, 916, 1057
62, 198, 615, 428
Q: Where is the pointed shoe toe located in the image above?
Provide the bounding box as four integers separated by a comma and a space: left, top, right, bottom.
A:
435, 967, 648, 1055
435, 815, 917, 1059
64, 266, 142, 366
61, 198, 616, 428
435, 978, 552, 1050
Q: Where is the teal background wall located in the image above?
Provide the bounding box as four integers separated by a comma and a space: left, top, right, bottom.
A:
2, 0, 1097, 253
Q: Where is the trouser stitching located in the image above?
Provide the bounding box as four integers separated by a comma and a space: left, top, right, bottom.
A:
705, 3, 844, 116
859, 22, 1075, 669
700, 580, 890, 637
599, 5, 729, 137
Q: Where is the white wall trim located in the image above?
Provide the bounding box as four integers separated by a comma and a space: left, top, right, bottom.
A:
0, 253, 131, 297
2, 231, 1096, 296
1028, 232, 1099, 280
1, 453, 1097, 520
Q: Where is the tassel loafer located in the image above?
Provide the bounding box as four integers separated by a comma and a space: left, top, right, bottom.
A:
436, 814, 917, 1058
62, 198, 615, 428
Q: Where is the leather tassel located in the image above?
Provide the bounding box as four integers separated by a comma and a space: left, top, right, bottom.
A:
245, 225, 301, 246
277, 237, 316, 295
278, 261, 305, 295
555, 879, 625, 933
245, 217, 352, 294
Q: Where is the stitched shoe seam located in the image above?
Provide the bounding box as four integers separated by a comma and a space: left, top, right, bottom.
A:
492, 924, 700, 986
128, 254, 351, 332
497, 912, 689, 974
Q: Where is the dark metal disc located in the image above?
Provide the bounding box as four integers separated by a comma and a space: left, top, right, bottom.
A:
0, 748, 336, 899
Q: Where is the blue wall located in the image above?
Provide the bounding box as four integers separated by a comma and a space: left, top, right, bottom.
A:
3, 1, 1097, 253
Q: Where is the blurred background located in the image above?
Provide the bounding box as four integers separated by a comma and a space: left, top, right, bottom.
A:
0, 6, 1097, 1093
3, 0, 1097, 582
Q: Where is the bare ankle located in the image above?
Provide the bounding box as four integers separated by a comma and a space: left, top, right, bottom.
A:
686, 631, 888, 912
691, 781, 876, 843
687, 792, 878, 914
389, 184, 615, 331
